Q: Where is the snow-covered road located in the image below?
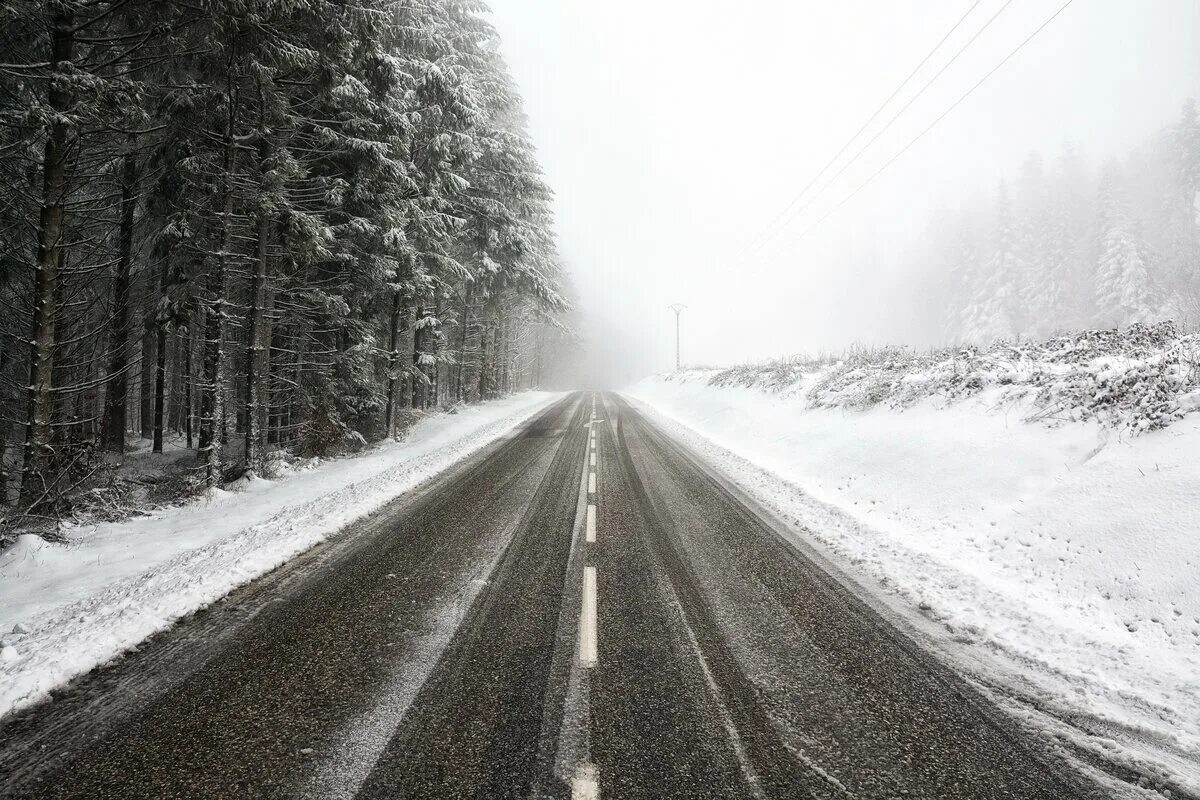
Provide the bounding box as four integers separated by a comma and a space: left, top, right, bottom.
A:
0, 392, 560, 721
627, 373, 1200, 797
1, 392, 1100, 799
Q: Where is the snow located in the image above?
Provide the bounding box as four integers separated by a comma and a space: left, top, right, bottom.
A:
627, 372, 1200, 796
0, 392, 560, 721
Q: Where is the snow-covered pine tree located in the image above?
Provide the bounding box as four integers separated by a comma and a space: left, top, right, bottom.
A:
447, 9, 566, 399
0, 0, 567, 512
1093, 161, 1157, 327
943, 213, 984, 343
1015, 153, 1054, 336
1045, 143, 1095, 330
965, 182, 1026, 343
0, 8, 47, 502
1161, 100, 1200, 322
1, 0, 158, 502
399, 0, 482, 411
150, 0, 370, 477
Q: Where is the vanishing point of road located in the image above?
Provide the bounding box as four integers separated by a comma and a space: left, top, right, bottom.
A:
0, 392, 1103, 799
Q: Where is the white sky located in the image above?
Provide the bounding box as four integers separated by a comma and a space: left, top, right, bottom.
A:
486, 0, 1200, 385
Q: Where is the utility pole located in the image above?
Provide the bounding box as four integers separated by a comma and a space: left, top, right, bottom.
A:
667, 304, 686, 371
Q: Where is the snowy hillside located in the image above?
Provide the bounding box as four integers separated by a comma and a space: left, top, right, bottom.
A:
705, 321, 1200, 431
627, 325, 1200, 797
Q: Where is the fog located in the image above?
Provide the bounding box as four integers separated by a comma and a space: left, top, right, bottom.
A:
487, 0, 1200, 386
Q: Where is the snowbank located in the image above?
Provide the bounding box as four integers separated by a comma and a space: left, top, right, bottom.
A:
705, 322, 1200, 433
0, 392, 559, 720
627, 369, 1200, 797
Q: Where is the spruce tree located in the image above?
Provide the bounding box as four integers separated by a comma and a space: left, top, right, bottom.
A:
1094, 162, 1156, 326
967, 182, 1025, 342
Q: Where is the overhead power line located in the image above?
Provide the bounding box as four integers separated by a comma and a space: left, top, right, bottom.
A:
744, 0, 1024, 269
781, 0, 1078, 251
732, 0, 989, 263
753, 0, 1021, 263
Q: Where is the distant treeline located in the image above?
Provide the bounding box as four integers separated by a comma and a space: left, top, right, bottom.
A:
910, 101, 1200, 344
0, 0, 570, 510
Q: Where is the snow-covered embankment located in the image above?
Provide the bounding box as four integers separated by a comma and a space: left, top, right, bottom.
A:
0, 392, 560, 720
627, 340, 1200, 796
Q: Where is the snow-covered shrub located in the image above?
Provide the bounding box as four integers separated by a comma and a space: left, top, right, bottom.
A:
299, 406, 369, 458
707, 356, 829, 394
681, 322, 1200, 433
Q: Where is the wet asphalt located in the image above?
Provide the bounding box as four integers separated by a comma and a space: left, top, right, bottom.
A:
0, 391, 1104, 799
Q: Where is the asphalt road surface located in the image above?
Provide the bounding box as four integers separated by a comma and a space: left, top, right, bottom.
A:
0, 391, 1104, 799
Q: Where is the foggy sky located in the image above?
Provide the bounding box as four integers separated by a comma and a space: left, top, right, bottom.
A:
486, 0, 1200, 386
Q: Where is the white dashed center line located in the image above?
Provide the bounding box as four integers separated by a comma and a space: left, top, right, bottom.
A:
567, 395, 602, 798
580, 566, 598, 667
572, 762, 601, 799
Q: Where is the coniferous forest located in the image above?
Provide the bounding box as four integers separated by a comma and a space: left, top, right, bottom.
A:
3, 6, 1200, 796
907, 101, 1200, 344
0, 0, 569, 514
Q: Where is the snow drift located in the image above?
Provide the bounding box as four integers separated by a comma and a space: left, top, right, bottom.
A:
627, 325, 1200, 797
0, 392, 559, 721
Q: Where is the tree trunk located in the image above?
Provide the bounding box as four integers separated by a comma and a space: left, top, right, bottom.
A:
478, 315, 495, 401
140, 323, 155, 439
170, 327, 185, 434
0, 403, 8, 505
185, 315, 194, 450
533, 325, 543, 389
431, 295, 442, 406
152, 216, 171, 453
455, 285, 470, 403
199, 79, 237, 486
384, 289, 401, 435
268, 307, 284, 446
496, 309, 509, 395
0, 346, 9, 503
198, 262, 228, 484
152, 321, 167, 453
50, 295, 69, 449
102, 139, 136, 456
410, 300, 425, 410
258, 262, 275, 451
21, 6, 74, 504
243, 172, 269, 469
